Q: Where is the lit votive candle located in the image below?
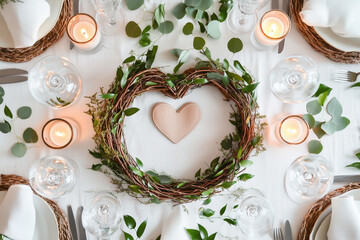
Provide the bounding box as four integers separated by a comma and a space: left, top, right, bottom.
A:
252, 10, 290, 48
66, 13, 102, 52
42, 118, 78, 149
279, 115, 309, 145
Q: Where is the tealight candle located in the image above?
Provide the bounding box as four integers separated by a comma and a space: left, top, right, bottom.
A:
251, 10, 290, 48
279, 115, 309, 145
66, 13, 102, 52
42, 118, 78, 149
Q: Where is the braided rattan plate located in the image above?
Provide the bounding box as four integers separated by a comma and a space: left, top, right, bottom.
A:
0, 0, 72, 63
290, 0, 360, 64
297, 183, 360, 240
0, 174, 71, 240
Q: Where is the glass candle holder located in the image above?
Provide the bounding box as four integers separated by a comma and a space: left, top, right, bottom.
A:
279, 115, 309, 145
67, 13, 102, 53
251, 10, 290, 49
42, 118, 79, 149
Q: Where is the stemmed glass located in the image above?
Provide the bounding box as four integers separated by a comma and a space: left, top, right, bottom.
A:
82, 192, 122, 240
285, 154, 333, 203
93, 0, 126, 35
29, 156, 79, 199
236, 189, 274, 237
270, 55, 320, 103
227, 0, 269, 34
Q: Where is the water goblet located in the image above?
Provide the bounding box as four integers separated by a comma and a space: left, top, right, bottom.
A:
29, 155, 79, 199
93, 0, 126, 35
270, 55, 320, 103
82, 192, 122, 240
227, 0, 269, 34
285, 154, 333, 203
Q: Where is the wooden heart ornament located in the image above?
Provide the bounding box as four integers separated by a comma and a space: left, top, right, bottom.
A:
152, 102, 201, 144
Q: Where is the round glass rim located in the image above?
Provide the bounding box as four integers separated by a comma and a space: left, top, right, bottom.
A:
66, 13, 98, 44
279, 115, 309, 145
42, 118, 74, 149
260, 10, 291, 40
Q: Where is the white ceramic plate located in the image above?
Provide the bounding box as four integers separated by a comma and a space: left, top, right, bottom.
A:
309, 189, 360, 240
0, 191, 59, 240
0, 0, 64, 48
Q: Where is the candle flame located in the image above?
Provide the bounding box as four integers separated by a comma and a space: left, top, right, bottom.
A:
81, 28, 89, 39
268, 24, 278, 37
55, 131, 66, 137
287, 128, 297, 135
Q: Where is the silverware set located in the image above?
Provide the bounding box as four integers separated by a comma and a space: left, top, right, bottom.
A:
273, 220, 292, 240
334, 70, 360, 82
0, 68, 28, 84
67, 205, 87, 240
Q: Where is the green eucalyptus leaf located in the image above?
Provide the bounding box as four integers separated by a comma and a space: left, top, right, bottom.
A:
241, 83, 259, 93
23, 128, 38, 143
202, 198, 211, 205
313, 121, 327, 139
197, 0, 213, 10
321, 120, 337, 135
121, 68, 129, 89
207, 20, 220, 39
351, 82, 360, 88
11, 142, 27, 158
207, 72, 223, 81
223, 58, 229, 70
0, 86, 4, 97
331, 116, 350, 131
124, 215, 137, 229
222, 75, 229, 86
240, 159, 252, 167
198, 21, 206, 33
124, 232, 134, 240
318, 89, 331, 106
201, 208, 215, 217
0, 97, 3, 105
198, 224, 208, 238
308, 140, 323, 154
227, 38, 243, 53
126, 0, 143, 10
171, 48, 183, 58
238, 173, 254, 181
139, 35, 151, 47
204, 47, 211, 59
17, 106, 32, 119
0, 121, 11, 133
185, 0, 201, 6
327, 97, 342, 117
183, 22, 194, 35
306, 100, 322, 115
201, 188, 213, 196
220, 204, 227, 216
223, 218, 237, 225
124, 107, 140, 116
158, 21, 174, 34
4, 105, 12, 119
347, 162, 360, 170
126, 21, 141, 38
195, 9, 204, 20
186, 229, 201, 240
123, 56, 136, 64
154, 4, 165, 25
302, 114, 315, 128
172, 3, 187, 19
178, 49, 190, 63
136, 220, 147, 238
193, 36, 206, 50
313, 84, 332, 97
185, 6, 196, 17
158, 175, 172, 184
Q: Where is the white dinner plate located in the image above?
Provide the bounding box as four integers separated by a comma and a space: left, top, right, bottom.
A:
0, 191, 59, 240
0, 0, 64, 48
309, 189, 360, 240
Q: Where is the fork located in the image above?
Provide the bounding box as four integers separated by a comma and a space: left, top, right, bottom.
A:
273, 227, 284, 240
334, 70, 360, 82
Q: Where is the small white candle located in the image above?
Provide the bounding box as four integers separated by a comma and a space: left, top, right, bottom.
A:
49, 121, 72, 147
279, 116, 309, 144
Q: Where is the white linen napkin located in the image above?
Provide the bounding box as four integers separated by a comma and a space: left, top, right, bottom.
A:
0, 0, 50, 47
161, 205, 195, 240
0, 184, 36, 240
327, 196, 360, 240
300, 0, 360, 38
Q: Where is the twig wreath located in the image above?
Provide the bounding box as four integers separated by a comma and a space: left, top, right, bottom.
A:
87, 43, 265, 203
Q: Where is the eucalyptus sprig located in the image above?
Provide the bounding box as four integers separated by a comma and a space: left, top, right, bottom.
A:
0, 86, 38, 158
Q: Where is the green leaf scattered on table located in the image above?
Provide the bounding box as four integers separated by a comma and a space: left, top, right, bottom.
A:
124, 107, 140, 116
11, 142, 26, 158
207, 20, 220, 39
172, 3, 187, 19
136, 220, 147, 238
158, 21, 174, 34
16, 106, 32, 119
306, 100, 322, 115
126, 21, 142, 38
346, 152, 360, 170
308, 140, 323, 154
126, 0, 144, 10
23, 128, 38, 143
186, 224, 217, 240
124, 215, 136, 229
193, 36, 206, 50
227, 38, 243, 53
183, 22, 194, 35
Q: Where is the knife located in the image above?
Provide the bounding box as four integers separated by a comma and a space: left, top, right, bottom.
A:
77, 206, 87, 240
67, 205, 79, 240
285, 220, 292, 240
272, 0, 279, 9
70, 0, 80, 50
278, 0, 290, 53
0, 75, 28, 84
334, 175, 360, 183
0, 68, 27, 77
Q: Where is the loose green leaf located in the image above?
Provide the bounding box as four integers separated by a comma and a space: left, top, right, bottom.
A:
201, 188, 214, 196
197, 0, 213, 10
202, 198, 211, 205
123, 56, 136, 64
355, 152, 360, 160
23, 128, 38, 143
207, 233, 217, 240
17, 106, 32, 119
308, 140, 323, 154
126, 21, 142, 38
227, 38, 243, 53
186, 229, 201, 240
91, 164, 102, 171
185, 0, 201, 6
158, 21, 174, 34
223, 218, 237, 225
172, 3, 187, 19
11, 142, 27, 158
220, 204, 227, 215
124, 232, 134, 240
321, 120, 337, 135
139, 34, 151, 47
302, 114, 315, 128
207, 20, 220, 39
332, 116, 350, 131
351, 82, 360, 88
156, 235, 161, 240
347, 162, 360, 170
124, 107, 140, 116
306, 100, 322, 115
238, 173, 254, 181
154, 4, 165, 25
183, 22, 194, 35
313, 121, 327, 139
124, 215, 137, 229
313, 84, 332, 97
0, 121, 11, 133
136, 220, 147, 238
201, 208, 215, 217
318, 89, 331, 106
193, 78, 208, 84
327, 97, 342, 117
241, 83, 259, 93
126, 0, 144, 10
221, 181, 236, 189
198, 224, 208, 238
193, 36, 206, 50
0, 86, 4, 97
4, 105, 12, 119
0, 97, 3, 105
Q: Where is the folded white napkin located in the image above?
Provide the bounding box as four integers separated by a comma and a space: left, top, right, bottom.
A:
0, 184, 36, 240
0, 0, 50, 47
327, 196, 360, 240
300, 0, 360, 38
161, 205, 195, 240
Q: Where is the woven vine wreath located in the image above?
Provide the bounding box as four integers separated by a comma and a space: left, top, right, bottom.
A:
87, 46, 264, 203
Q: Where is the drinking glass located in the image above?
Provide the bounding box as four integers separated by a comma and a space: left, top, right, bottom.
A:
227, 0, 269, 34
270, 55, 320, 103
93, 0, 126, 35
29, 155, 79, 199
82, 192, 122, 240
285, 154, 333, 203
28, 56, 82, 109
236, 189, 274, 237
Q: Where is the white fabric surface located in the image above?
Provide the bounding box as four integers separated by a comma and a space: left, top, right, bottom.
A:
0, 0, 360, 239
300, 0, 360, 38
327, 196, 360, 240
0, 184, 36, 240
0, 0, 50, 47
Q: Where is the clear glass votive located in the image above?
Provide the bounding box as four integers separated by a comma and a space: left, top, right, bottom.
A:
42, 118, 79, 149
278, 115, 309, 145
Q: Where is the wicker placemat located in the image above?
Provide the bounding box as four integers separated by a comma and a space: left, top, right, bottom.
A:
290, 0, 360, 64
0, 0, 72, 63
0, 174, 71, 240
297, 183, 360, 240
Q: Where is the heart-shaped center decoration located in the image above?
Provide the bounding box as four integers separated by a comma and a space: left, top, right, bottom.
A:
152, 102, 201, 144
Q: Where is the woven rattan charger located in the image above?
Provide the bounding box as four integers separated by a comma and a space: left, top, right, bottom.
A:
0, 174, 71, 240
290, 0, 360, 64
0, 0, 72, 63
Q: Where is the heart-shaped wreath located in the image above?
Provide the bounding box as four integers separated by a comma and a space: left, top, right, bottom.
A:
87, 46, 264, 203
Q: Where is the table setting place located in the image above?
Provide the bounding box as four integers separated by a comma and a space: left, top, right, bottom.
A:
0, 0, 360, 239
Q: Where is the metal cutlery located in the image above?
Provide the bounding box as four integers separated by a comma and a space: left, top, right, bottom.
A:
334, 175, 360, 183
67, 205, 79, 240
278, 0, 290, 54
77, 206, 87, 240
273, 227, 284, 240
70, 0, 80, 50
0, 68, 27, 77
334, 70, 359, 82
284, 220, 292, 240
0, 68, 28, 84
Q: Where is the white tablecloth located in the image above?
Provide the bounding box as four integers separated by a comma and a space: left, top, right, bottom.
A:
1, 1, 360, 239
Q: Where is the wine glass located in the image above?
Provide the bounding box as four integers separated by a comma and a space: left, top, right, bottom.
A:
236, 189, 274, 237
270, 55, 320, 103
227, 0, 269, 34
82, 192, 122, 240
28, 56, 82, 109
285, 154, 333, 203
29, 155, 79, 199
93, 0, 126, 35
